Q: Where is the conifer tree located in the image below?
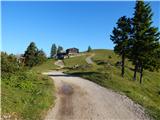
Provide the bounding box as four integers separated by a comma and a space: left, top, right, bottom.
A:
50, 44, 57, 58
57, 46, 63, 53
110, 16, 132, 77
24, 42, 38, 67
131, 1, 160, 83
87, 46, 92, 52
24, 42, 47, 67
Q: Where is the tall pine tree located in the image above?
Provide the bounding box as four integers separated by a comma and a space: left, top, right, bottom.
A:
50, 44, 57, 58
24, 42, 47, 67
57, 46, 63, 53
110, 16, 132, 77
87, 46, 92, 52
24, 42, 38, 67
131, 1, 160, 83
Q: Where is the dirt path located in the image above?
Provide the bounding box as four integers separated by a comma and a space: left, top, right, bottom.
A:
85, 54, 95, 64
44, 71, 149, 120
54, 60, 64, 68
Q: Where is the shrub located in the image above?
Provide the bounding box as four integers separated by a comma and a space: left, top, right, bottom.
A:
1, 51, 54, 120
1, 52, 23, 75
108, 55, 112, 59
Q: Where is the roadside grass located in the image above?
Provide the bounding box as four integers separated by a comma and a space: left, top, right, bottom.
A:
65, 49, 160, 120
2, 58, 58, 120
63, 55, 88, 68
31, 58, 58, 73
1, 71, 55, 120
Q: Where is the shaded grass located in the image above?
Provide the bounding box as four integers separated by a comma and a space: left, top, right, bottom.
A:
65, 49, 160, 120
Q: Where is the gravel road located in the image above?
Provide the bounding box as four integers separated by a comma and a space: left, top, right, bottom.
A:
85, 54, 95, 64
44, 71, 149, 120
54, 60, 64, 68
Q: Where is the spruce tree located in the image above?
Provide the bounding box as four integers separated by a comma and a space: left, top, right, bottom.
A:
131, 1, 160, 83
87, 46, 92, 52
50, 44, 57, 58
24, 42, 38, 67
57, 46, 63, 53
24, 42, 47, 67
110, 16, 132, 77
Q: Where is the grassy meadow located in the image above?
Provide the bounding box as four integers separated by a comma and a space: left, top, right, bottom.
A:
63, 55, 88, 68
2, 50, 160, 119
31, 59, 58, 73
1, 71, 55, 120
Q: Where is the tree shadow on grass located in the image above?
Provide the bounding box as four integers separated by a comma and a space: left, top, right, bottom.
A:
47, 72, 98, 78
68, 71, 109, 87
68, 71, 98, 77
48, 74, 75, 77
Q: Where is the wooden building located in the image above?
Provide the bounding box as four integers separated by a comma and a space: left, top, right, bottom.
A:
66, 48, 79, 55
56, 48, 79, 59
56, 52, 66, 59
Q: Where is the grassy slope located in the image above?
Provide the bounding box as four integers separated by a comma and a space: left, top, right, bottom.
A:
65, 49, 160, 120
63, 55, 88, 68
31, 59, 58, 73
2, 59, 58, 120
1, 71, 55, 120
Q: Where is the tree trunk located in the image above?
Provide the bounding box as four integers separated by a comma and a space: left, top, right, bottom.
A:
140, 65, 143, 84
121, 53, 125, 77
133, 63, 138, 80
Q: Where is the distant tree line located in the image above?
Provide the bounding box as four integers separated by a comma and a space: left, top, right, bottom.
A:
110, 1, 160, 83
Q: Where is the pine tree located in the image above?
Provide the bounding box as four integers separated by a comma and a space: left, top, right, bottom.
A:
50, 44, 57, 58
110, 16, 132, 77
24, 42, 47, 67
87, 46, 92, 52
36, 49, 47, 65
24, 42, 38, 67
57, 46, 63, 53
131, 1, 160, 83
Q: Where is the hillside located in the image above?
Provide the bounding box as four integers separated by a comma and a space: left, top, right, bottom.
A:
31, 59, 58, 73
1, 53, 56, 120
2, 50, 159, 119
65, 49, 160, 120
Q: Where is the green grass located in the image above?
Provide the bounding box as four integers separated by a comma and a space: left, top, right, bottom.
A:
1, 71, 55, 120
32, 59, 58, 73
63, 55, 88, 68
1, 59, 58, 120
65, 49, 160, 120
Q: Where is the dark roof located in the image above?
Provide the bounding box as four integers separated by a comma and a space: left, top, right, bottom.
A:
66, 48, 78, 50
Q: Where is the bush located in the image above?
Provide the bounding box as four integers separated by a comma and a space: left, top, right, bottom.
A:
108, 55, 112, 59
1, 51, 55, 120
1, 52, 24, 75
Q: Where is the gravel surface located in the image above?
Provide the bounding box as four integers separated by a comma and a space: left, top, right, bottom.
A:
54, 60, 64, 68
85, 54, 95, 64
44, 71, 149, 120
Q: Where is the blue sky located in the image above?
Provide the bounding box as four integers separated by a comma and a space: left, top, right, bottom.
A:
1, 1, 160, 56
